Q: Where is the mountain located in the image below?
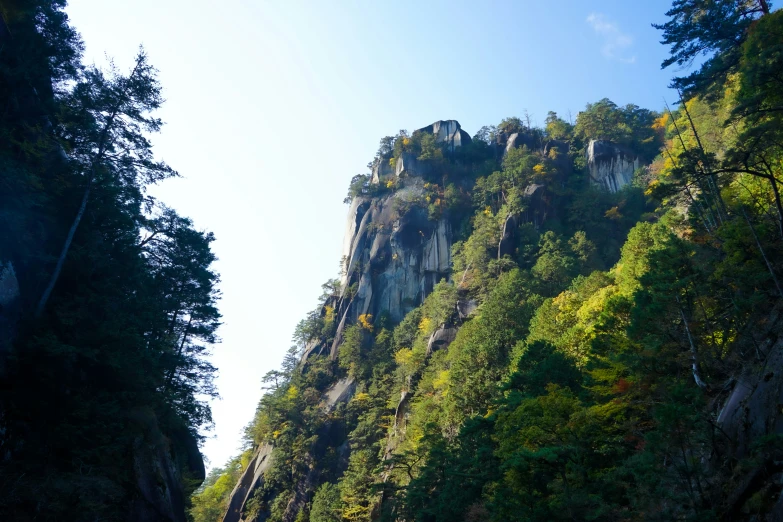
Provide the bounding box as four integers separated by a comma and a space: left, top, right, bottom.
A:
3, 2, 783, 521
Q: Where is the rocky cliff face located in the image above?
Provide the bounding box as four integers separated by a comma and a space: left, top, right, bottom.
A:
586, 139, 640, 192
224, 121, 661, 521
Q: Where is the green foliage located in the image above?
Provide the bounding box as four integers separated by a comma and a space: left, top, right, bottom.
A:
200, 7, 783, 522
575, 98, 662, 159
190, 459, 244, 522
310, 483, 342, 522
0, 3, 221, 518
653, 0, 770, 97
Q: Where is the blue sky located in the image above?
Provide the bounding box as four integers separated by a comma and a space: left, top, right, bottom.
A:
66, 0, 677, 469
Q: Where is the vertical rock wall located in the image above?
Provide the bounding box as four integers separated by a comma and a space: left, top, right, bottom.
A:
586, 139, 640, 192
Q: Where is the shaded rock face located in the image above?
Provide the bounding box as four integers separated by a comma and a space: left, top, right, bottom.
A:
586, 139, 640, 192
395, 152, 430, 178
338, 187, 451, 329
505, 132, 535, 155
370, 157, 394, 184
719, 330, 783, 461
222, 444, 275, 522
128, 413, 205, 522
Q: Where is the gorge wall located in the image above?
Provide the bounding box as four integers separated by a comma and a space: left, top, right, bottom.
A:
220, 120, 649, 521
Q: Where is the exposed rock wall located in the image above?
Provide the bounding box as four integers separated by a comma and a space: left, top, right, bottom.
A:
128, 412, 206, 522
329, 185, 453, 359
222, 379, 357, 522
370, 120, 470, 184
341, 191, 449, 320
222, 444, 274, 522
586, 139, 640, 192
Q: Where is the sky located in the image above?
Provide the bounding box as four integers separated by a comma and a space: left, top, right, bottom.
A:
65, 0, 678, 470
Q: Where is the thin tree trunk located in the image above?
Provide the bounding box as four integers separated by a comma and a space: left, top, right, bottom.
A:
34, 56, 144, 317
678, 90, 728, 222
740, 205, 783, 297
34, 179, 92, 317
676, 296, 707, 390
768, 177, 783, 238
166, 315, 192, 387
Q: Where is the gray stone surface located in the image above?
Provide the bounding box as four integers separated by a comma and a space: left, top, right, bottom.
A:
221, 444, 274, 522
323, 377, 356, 412
415, 120, 471, 154
425, 326, 458, 356
336, 188, 452, 332
586, 139, 640, 193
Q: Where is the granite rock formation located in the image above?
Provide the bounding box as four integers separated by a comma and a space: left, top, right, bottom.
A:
586, 139, 640, 192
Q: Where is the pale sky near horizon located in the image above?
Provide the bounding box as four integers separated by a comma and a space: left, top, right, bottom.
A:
65, 0, 677, 470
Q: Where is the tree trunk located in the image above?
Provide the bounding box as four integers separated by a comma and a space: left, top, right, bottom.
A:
34, 180, 91, 317
677, 296, 707, 390
741, 205, 783, 297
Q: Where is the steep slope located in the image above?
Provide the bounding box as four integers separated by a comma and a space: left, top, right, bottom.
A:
209, 115, 655, 521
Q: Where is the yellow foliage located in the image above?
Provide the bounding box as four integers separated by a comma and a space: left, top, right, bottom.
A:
653, 113, 669, 130
239, 448, 254, 470
394, 348, 414, 366
272, 430, 281, 439
358, 313, 374, 331
324, 305, 335, 323
285, 385, 298, 400
483, 206, 492, 216
533, 164, 545, 174
389, 157, 397, 167
605, 206, 622, 220
386, 180, 394, 189
402, 137, 411, 146
418, 317, 432, 334
425, 195, 431, 203
645, 179, 660, 196
353, 392, 371, 402
433, 370, 450, 392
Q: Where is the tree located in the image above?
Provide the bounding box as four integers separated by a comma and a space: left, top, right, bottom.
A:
36, 49, 177, 316
545, 111, 573, 140
653, 0, 771, 97
310, 483, 343, 522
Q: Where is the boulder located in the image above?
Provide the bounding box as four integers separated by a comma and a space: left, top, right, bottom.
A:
586, 139, 640, 192
457, 298, 478, 320
371, 157, 394, 184
414, 120, 471, 154
505, 131, 535, 155
425, 326, 458, 356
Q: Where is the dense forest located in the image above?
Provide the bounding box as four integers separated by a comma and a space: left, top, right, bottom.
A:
0, 0, 219, 520
2, 1, 783, 521
191, 1, 783, 522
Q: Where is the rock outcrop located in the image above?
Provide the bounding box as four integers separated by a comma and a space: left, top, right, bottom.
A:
128, 412, 206, 522
222, 444, 274, 522
370, 120, 470, 184
586, 139, 640, 192
417, 120, 471, 153
222, 378, 357, 522
327, 188, 452, 359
